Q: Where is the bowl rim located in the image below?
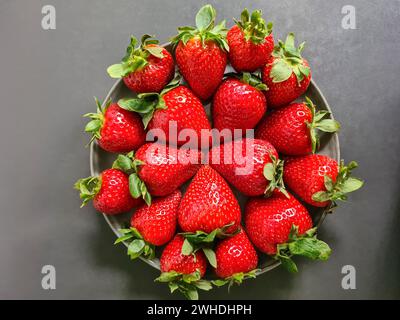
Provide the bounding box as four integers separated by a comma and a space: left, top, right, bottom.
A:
90, 43, 341, 275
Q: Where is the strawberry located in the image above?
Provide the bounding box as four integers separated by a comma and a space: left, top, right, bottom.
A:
107, 35, 174, 93
74, 168, 141, 215
212, 229, 258, 288
114, 190, 181, 260
283, 155, 363, 207
83, 98, 145, 153
212, 73, 267, 133
178, 166, 241, 235
112, 143, 202, 205
118, 76, 211, 147
209, 138, 287, 197
262, 33, 311, 108
227, 8, 274, 72
172, 5, 228, 100
256, 97, 340, 155
155, 235, 211, 300
245, 191, 331, 272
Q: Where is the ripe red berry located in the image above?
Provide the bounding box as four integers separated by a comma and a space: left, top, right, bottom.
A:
84, 99, 146, 153
227, 9, 274, 72
107, 35, 174, 94
262, 33, 311, 108
74, 168, 142, 215
172, 5, 228, 100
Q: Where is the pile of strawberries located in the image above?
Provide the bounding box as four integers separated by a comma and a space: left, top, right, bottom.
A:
75, 5, 363, 300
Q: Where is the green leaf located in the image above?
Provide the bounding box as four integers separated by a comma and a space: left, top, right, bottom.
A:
182, 238, 194, 256
145, 46, 164, 59
182, 272, 201, 283
298, 64, 310, 77
194, 280, 213, 291
195, 4, 216, 31
112, 154, 133, 172
168, 282, 179, 293
84, 119, 102, 133
107, 64, 126, 78
202, 248, 217, 268
128, 239, 145, 254
128, 173, 142, 199
211, 279, 228, 287
270, 60, 292, 83
118, 97, 157, 114
324, 175, 334, 192
141, 110, 155, 129
155, 271, 181, 283
288, 238, 332, 261
263, 163, 275, 181
312, 191, 331, 202
114, 234, 134, 244
316, 119, 341, 132
279, 256, 298, 273
185, 288, 199, 300
340, 177, 364, 193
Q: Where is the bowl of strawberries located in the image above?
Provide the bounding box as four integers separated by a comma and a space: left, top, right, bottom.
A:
75, 5, 363, 300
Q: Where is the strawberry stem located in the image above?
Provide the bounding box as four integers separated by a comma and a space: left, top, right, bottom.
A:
275, 225, 331, 273
304, 97, 340, 153
234, 8, 273, 44
107, 35, 163, 78
112, 152, 152, 206
155, 270, 212, 300
312, 160, 364, 204
115, 227, 155, 260
74, 175, 102, 207
171, 4, 229, 52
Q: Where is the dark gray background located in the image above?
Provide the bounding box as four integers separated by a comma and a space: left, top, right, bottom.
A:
0, 0, 399, 299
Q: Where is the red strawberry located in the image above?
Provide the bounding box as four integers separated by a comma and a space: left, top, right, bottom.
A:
118, 78, 211, 147
262, 33, 311, 108
172, 5, 228, 100
178, 166, 241, 235
155, 235, 211, 300
213, 229, 258, 287
74, 168, 142, 215
283, 155, 363, 207
209, 138, 287, 197
107, 35, 174, 94
114, 190, 181, 260
84, 98, 145, 153
212, 74, 267, 133
256, 97, 340, 155
227, 9, 274, 72
112, 143, 202, 205
245, 191, 331, 272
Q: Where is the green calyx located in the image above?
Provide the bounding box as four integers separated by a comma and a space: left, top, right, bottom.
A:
263, 154, 289, 198
117, 73, 181, 128
270, 32, 310, 84
234, 8, 273, 44
83, 97, 110, 145
275, 225, 332, 273
112, 152, 152, 206
74, 175, 101, 207
312, 160, 364, 204
114, 227, 155, 260
304, 97, 341, 153
179, 222, 240, 268
155, 270, 212, 300
226, 71, 268, 91
107, 34, 164, 78
212, 269, 259, 291
171, 4, 229, 52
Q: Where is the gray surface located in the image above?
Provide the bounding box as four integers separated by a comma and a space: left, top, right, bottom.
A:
0, 0, 399, 299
